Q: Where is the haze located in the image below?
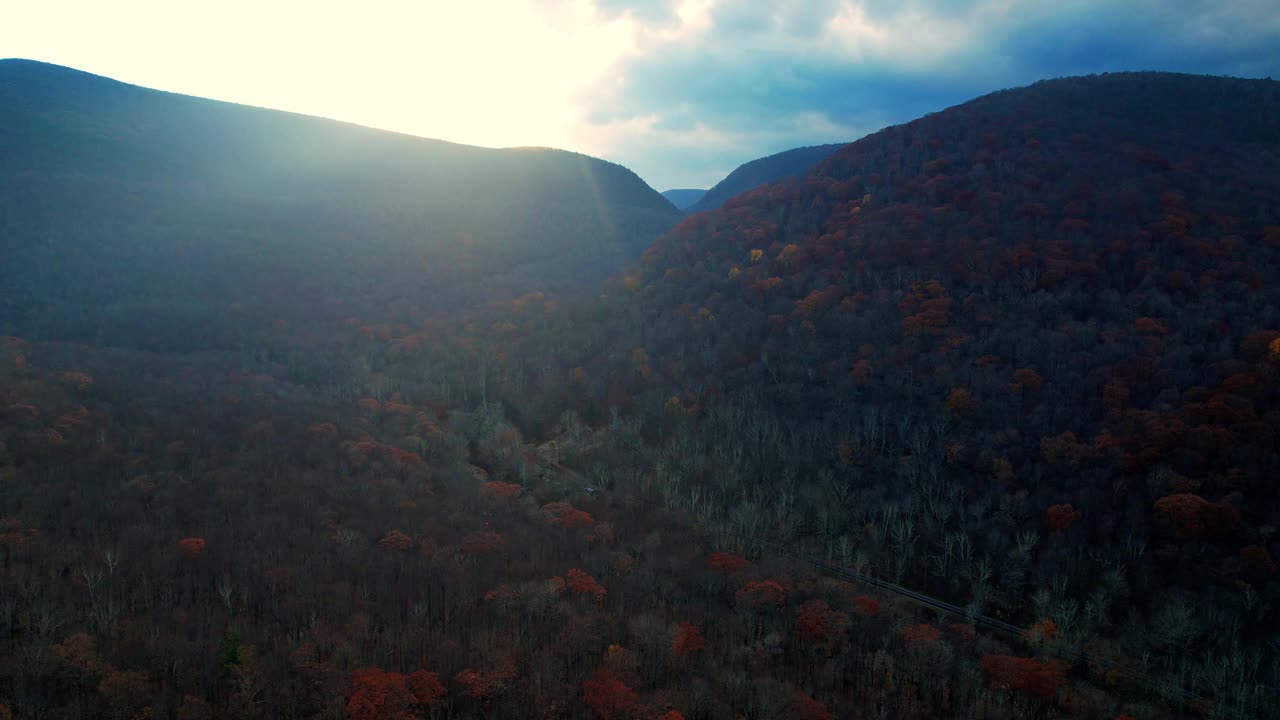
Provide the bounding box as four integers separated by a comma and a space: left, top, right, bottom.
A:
6, 0, 1278, 190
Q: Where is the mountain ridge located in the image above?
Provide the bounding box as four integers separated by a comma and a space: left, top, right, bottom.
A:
0, 58, 684, 350
685, 141, 846, 214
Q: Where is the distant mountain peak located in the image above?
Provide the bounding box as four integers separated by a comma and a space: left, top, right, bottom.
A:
661, 188, 707, 211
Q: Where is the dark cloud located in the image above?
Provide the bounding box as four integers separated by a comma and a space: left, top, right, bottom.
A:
587, 0, 1280, 189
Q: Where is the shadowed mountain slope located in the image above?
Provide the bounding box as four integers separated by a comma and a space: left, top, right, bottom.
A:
479, 72, 1280, 717
685, 142, 845, 214
0, 59, 682, 350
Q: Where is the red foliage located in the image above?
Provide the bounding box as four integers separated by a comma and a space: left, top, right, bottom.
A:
1027, 618, 1058, 642
563, 568, 607, 602
1240, 545, 1277, 575
346, 668, 415, 720
581, 669, 638, 720
61, 371, 94, 391
176, 537, 206, 558
1012, 367, 1044, 392
734, 580, 786, 610
454, 668, 506, 702
788, 690, 835, 720
461, 531, 504, 556
706, 552, 749, 575
1134, 317, 1170, 335
482, 481, 524, 499
794, 599, 850, 643
1045, 504, 1082, 531
483, 584, 518, 604
852, 595, 881, 617
54, 632, 102, 676
543, 502, 596, 529
670, 622, 706, 656
980, 655, 1070, 702
899, 280, 951, 335
900, 623, 942, 649
176, 696, 213, 720
98, 669, 151, 712
1240, 330, 1280, 359
945, 388, 974, 413
0, 517, 38, 545
1153, 493, 1239, 539
377, 530, 414, 552
849, 358, 874, 384
0, 704, 10, 720
406, 670, 446, 706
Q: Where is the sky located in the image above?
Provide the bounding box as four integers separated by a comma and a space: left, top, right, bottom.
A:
4, 1, 1278, 191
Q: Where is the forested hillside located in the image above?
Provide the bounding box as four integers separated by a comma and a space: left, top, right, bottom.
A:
3, 70, 1279, 720
0, 60, 682, 351
686, 143, 845, 214
450, 72, 1280, 718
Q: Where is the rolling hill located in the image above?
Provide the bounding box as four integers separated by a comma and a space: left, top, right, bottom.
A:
685, 142, 845, 214
0, 59, 683, 350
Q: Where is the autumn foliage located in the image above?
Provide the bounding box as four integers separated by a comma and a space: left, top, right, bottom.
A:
1045, 504, 1081, 531
581, 669, 638, 720
176, 537, 206, 558
706, 552, 749, 575
482, 481, 524, 499
980, 655, 1070, 702
734, 580, 786, 610
795, 600, 850, 644
542, 501, 596, 529
670, 622, 706, 657
377, 530, 414, 552
563, 568, 607, 602
788, 690, 835, 720
346, 667, 445, 720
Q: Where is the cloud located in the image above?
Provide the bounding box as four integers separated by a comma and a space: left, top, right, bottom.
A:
5, 0, 1277, 191
573, 0, 1280, 189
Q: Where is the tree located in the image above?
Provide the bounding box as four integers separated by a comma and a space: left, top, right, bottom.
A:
945, 388, 974, 413
346, 668, 415, 720
735, 580, 785, 610
461, 531, 503, 556
980, 655, 1070, 703
794, 600, 849, 645
582, 669, 638, 720
788, 690, 834, 720
406, 670, 446, 707
670, 622, 705, 657
564, 568, 607, 602
851, 595, 881, 618
99, 669, 151, 720
377, 530, 414, 552
54, 632, 102, 679
706, 552, 749, 575
1045, 504, 1081, 531
176, 537, 206, 558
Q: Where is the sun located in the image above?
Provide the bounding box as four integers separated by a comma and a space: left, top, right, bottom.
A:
3, 0, 634, 151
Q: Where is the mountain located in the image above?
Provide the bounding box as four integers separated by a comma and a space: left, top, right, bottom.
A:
6, 64, 1280, 720
660, 188, 706, 210
685, 142, 845, 214
478, 72, 1280, 717
0, 59, 682, 350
